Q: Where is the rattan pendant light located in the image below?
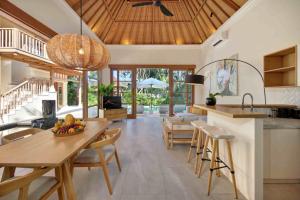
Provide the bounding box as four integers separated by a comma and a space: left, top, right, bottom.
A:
46, 0, 110, 71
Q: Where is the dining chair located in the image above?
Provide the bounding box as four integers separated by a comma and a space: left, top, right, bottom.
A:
1, 128, 43, 182
0, 167, 64, 200
72, 128, 122, 195
1, 128, 42, 145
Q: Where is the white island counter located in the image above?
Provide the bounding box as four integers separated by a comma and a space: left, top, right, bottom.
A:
194, 104, 267, 200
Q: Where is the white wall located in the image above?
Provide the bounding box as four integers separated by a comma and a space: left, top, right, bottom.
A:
0, 56, 49, 93
0, 57, 12, 93
198, 0, 300, 106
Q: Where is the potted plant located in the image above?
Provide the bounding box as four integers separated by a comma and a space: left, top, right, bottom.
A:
206, 93, 221, 106
98, 83, 114, 97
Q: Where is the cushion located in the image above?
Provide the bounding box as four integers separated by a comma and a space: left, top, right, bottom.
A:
175, 113, 207, 122
74, 145, 115, 164
0, 176, 57, 200
164, 117, 194, 131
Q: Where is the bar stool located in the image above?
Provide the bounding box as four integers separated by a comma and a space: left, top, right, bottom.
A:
187, 120, 207, 174
198, 126, 238, 199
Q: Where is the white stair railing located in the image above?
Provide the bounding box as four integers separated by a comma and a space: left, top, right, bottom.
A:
0, 78, 50, 119
0, 28, 48, 59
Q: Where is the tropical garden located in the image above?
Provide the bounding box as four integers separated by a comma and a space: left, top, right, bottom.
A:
67, 69, 192, 114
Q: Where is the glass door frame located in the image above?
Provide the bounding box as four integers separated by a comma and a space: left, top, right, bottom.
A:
109, 65, 195, 118
110, 67, 136, 119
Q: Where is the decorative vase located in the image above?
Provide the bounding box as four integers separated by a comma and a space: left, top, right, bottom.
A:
206, 97, 216, 106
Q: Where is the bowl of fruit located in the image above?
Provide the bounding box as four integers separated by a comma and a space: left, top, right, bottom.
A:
52, 114, 86, 137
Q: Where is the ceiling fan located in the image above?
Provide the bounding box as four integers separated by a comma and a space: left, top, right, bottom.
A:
132, 0, 174, 17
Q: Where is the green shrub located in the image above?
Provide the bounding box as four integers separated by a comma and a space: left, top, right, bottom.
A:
99, 83, 114, 96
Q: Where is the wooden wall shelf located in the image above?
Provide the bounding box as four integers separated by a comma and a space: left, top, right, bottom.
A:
264, 46, 297, 87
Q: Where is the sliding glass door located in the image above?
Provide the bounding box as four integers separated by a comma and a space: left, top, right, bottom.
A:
110, 65, 194, 118
111, 68, 136, 118
172, 70, 194, 114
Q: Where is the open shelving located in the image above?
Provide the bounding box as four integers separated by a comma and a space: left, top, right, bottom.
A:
264, 46, 297, 87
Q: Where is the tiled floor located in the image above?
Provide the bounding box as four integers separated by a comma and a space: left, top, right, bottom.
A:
1, 116, 300, 200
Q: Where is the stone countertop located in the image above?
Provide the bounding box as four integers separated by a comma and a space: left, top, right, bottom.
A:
263, 118, 300, 129
194, 104, 268, 118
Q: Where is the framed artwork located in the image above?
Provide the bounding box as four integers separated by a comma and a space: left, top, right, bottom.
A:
212, 54, 238, 96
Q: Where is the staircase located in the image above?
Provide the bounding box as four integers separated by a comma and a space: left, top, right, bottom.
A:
0, 78, 51, 123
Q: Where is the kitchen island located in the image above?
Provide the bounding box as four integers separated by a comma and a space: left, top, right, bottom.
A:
194, 104, 267, 200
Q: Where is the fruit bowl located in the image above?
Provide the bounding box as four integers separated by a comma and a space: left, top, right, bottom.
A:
52, 114, 86, 137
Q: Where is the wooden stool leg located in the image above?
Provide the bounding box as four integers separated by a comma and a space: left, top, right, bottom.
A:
166, 131, 171, 149
226, 140, 239, 199
207, 139, 218, 196
194, 130, 202, 174
187, 128, 198, 163
216, 141, 221, 177
197, 135, 209, 178
170, 129, 174, 149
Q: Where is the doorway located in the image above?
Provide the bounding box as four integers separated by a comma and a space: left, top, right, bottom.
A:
110, 65, 195, 119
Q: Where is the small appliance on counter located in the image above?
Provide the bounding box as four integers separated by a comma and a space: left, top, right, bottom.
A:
277, 108, 300, 119
32, 100, 57, 129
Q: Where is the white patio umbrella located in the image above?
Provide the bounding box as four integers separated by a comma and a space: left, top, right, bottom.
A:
137, 78, 169, 112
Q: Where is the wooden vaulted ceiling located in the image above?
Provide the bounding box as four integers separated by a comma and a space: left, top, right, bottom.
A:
65, 0, 247, 44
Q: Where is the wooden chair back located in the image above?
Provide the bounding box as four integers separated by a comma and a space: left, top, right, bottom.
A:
88, 128, 121, 149
86, 118, 108, 122
0, 167, 52, 197
1, 128, 42, 145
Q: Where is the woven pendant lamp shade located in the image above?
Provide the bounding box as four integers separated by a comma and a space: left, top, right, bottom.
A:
46, 34, 110, 71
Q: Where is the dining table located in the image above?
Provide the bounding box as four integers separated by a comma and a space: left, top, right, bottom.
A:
0, 120, 109, 200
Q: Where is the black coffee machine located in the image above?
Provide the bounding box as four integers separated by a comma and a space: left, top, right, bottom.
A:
32, 100, 58, 129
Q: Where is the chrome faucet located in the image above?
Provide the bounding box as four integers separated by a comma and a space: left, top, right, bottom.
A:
242, 93, 254, 111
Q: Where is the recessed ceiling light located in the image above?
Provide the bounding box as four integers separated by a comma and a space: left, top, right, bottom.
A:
122, 39, 130, 45
13, 53, 18, 56
176, 39, 183, 45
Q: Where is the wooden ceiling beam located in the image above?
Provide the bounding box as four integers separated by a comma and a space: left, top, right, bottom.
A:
86, 1, 105, 25
112, 0, 125, 20
221, 0, 240, 11
90, 5, 107, 29
72, 0, 90, 12
191, 0, 207, 21
99, 14, 113, 37
65, 0, 246, 44
114, 20, 191, 23
108, 0, 120, 19
198, 11, 213, 34
205, 3, 222, 25
82, 0, 97, 17
182, 0, 203, 43
210, 0, 230, 18
194, 15, 208, 38
102, 0, 115, 20
202, 6, 217, 30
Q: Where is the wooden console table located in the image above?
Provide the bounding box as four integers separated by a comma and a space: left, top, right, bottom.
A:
99, 108, 127, 121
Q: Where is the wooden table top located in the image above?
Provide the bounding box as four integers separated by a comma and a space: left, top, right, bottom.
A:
194, 104, 268, 118
0, 121, 109, 167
